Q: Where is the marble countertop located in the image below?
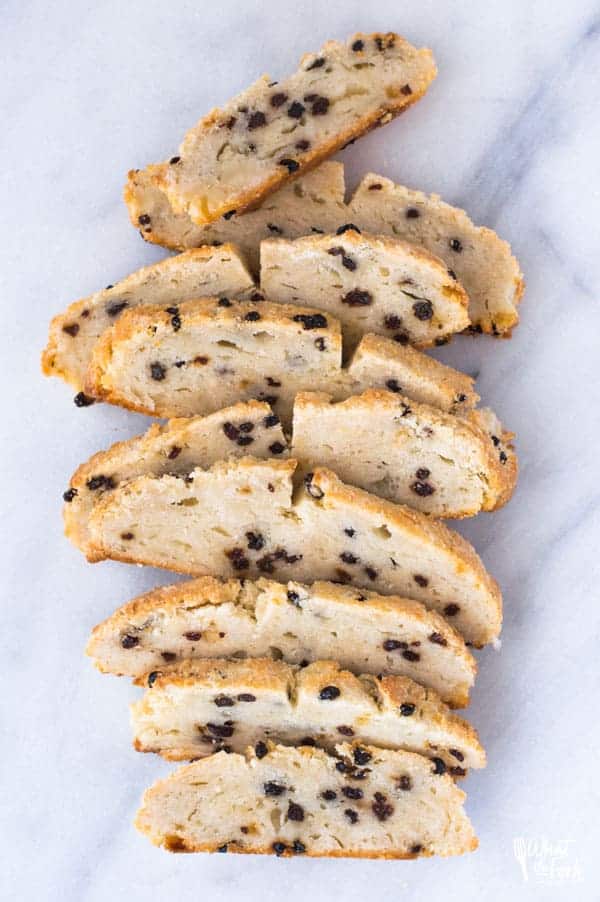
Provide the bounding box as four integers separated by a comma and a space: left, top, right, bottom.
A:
3, 1, 599, 899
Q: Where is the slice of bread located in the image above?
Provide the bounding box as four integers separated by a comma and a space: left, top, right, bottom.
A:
135, 742, 477, 857
131, 657, 485, 770
291, 389, 517, 517
84, 297, 478, 423
260, 229, 470, 347
150, 33, 435, 225
124, 162, 347, 268
349, 173, 524, 335
86, 459, 501, 646
87, 576, 477, 706
41, 246, 255, 390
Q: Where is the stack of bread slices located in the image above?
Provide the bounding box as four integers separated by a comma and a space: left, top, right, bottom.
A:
43, 31, 522, 860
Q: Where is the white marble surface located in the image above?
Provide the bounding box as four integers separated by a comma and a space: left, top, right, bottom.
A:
3, 0, 600, 899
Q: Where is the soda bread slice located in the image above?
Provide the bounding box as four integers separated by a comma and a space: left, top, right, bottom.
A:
260, 229, 470, 347
151, 33, 436, 226
124, 162, 347, 268
131, 658, 485, 771
86, 459, 501, 646
125, 162, 523, 336
63, 400, 287, 556
135, 742, 477, 857
86, 577, 476, 706
349, 173, 525, 335
84, 297, 478, 422
41, 246, 256, 391
292, 389, 517, 517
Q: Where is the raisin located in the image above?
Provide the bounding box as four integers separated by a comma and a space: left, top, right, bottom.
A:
207, 722, 234, 738
311, 96, 329, 115
400, 84, 412, 95
499, 450, 508, 464
337, 725, 355, 736
414, 574, 428, 587
342, 255, 356, 271
264, 781, 286, 796
402, 649, 420, 662
400, 703, 415, 716
263, 414, 280, 428
247, 111, 267, 129
62, 323, 79, 337
428, 632, 448, 646
223, 422, 239, 441
321, 790, 337, 800
340, 551, 358, 564
410, 844, 423, 855
217, 844, 228, 853
287, 802, 304, 821
398, 775, 412, 791
246, 531, 265, 551
120, 634, 139, 649
364, 566, 377, 581
344, 809, 359, 824
293, 312, 327, 330
383, 639, 405, 652
169, 155, 181, 164
255, 741, 268, 758
306, 56, 325, 70
184, 631, 202, 641
353, 747, 371, 766
450, 766, 467, 777
336, 223, 361, 235
244, 311, 261, 322
295, 139, 310, 151
344, 527, 356, 537
448, 268, 457, 280
372, 792, 394, 821
292, 840, 306, 854
416, 467, 430, 479
120, 531, 134, 540
167, 445, 182, 460
352, 39, 364, 51
62, 488, 77, 503
342, 289, 372, 307
287, 101, 305, 119
269, 441, 285, 455
279, 158, 299, 173
412, 300, 434, 321
319, 685, 340, 701
270, 92, 288, 107
450, 749, 465, 762
449, 238, 463, 252
106, 301, 128, 317
314, 337, 326, 351
223, 209, 236, 220
225, 548, 249, 570
214, 695, 235, 707
237, 693, 256, 703
161, 652, 176, 662
287, 590, 301, 607
342, 786, 363, 800
393, 332, 410, 345
411, 480, 435, 497
147, 671, 160, 687
86, 475, 115, 491
272, 842, 287, 856
444, 603, 460, 617
432, 757, 447, 775
386, 379, 401, 393
150, 362, 166, 381
267, 223, 282, 234
138, 214, 151, 226
217, 297, 232, 307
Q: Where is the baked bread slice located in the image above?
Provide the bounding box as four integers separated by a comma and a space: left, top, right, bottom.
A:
63, 400, 287, 556
131, 658, 485, 771
149, 33, 436, 226
291, 389, 517, 517
84, 297, 478, 422
124, 162, 347, 268
87, 576, 476, 705
86, 459, 501, 646
41, 246, 255, 391
349, 173, 525, 335
125, 161, 522, 335
260, 229, 470, 347
135, 742, 477, 857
